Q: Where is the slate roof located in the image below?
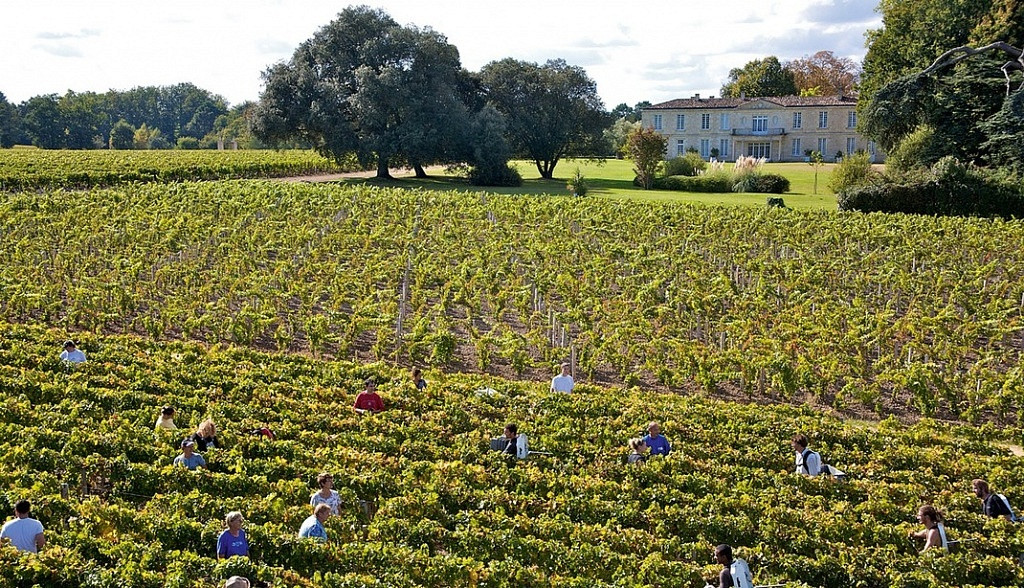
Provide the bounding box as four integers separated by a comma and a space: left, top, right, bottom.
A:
647, 95, 859, 110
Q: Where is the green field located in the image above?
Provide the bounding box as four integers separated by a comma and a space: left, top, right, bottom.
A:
359, 158, 840, 210
0, 322, 1021, 587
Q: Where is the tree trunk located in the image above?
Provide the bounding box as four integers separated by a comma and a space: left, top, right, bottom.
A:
535, 160, 547, 178
413, 163, 427, 178
376, 157, 392, 179
538, 159, 558, 179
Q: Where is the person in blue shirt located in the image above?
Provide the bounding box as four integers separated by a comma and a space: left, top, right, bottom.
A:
173, 439, 206, 470
217, 511, 249, 559
643, 422, 671, 456
298, 504, 331, 541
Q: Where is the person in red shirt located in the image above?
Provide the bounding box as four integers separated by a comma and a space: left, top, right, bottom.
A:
354, 379, 385, 414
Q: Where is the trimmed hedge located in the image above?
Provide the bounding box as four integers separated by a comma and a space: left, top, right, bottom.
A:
838, 157, 1024, 217
649, 175, 732, 192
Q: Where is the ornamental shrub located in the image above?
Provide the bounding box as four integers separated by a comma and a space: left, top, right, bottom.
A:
468, 163, 522, 187
663, 153, 706, 177
828, 151, 877, 194
733, 173, 790, 194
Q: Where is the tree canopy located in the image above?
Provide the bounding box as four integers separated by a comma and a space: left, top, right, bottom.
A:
786, 51, 861, 96
0, 92, 23, 148
252, 6, 482, 178
479, 58, 609, 179
0, 84, 229, 149
720, 56, 798, 98
859, 0, 1023, 171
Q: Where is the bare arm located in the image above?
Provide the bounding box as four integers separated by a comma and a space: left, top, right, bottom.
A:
922, 528, 942, 550
35, 531, 45, 550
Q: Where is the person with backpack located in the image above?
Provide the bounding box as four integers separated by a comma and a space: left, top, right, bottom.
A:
705, 544, 753, 588
910, 504, 949, 552
791, 433, 821, 476
490, 423, 528, 459
972, 479, 1017, 522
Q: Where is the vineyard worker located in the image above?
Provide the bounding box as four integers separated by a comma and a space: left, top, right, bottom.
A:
155, 406, 177, 430
792, 433, 821, 476
173, 439, 206, 470
412, 367, 427, 392
972, 479, 1017, 522
643, 422, 671, 456
190, 419, 219, 452
224, 577, 250, 588
909, 504, 949, 552
217, 511, 249, 559
298, 503, 331, 541
551, 362, 575, 393
490, 423, 525, 458
354, 378, 385, 414
705, 544, 754, 588
59, 340, 87, 363
310, 472, 341, 515
0, 500, 45, 553
627, 438, 648, 464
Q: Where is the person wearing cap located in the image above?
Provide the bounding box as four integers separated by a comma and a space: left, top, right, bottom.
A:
173, 439, 206, 470
155, 407, 177, 431
551, 362, 574, 393
354, 379, 385, 414
224, 577, 250, 588
643, 422, 671, 456
298, 503, 331, 541
217, 511, 249, 559
59, 340, 87, 363
0, 500, 45, 553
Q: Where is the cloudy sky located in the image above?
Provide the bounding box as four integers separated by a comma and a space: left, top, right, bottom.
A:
0, 0, 881, 108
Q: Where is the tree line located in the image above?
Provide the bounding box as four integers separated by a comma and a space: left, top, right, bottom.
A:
0, 84, 273, 150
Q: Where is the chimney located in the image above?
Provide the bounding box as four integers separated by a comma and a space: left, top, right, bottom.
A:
692, 93, 700, 100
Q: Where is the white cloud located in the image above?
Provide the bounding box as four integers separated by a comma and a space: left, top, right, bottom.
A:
0, 0, 881, 108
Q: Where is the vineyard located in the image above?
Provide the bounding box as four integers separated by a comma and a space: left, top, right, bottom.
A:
0, 322, 1022, 587
0, 181, 1022, 421
0, 150, 359, 191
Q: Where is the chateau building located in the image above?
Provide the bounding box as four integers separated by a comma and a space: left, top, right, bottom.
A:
641, 94, 883, 163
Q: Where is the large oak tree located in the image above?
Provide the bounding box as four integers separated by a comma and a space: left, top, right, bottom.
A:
252, 6, 474, 178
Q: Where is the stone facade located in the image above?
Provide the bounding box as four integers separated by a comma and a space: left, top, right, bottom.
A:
642, 94, 884, 163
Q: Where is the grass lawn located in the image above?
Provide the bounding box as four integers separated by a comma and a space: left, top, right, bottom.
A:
351, 158, 841, 210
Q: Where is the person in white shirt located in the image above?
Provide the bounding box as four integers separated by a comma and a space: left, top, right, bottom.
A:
155, 406, 177, 430
60, 340, 87, 363
0, 500, 45, 553
310, 472, 341, 515
550, 362, 574, 393
792, 433, 821, 476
